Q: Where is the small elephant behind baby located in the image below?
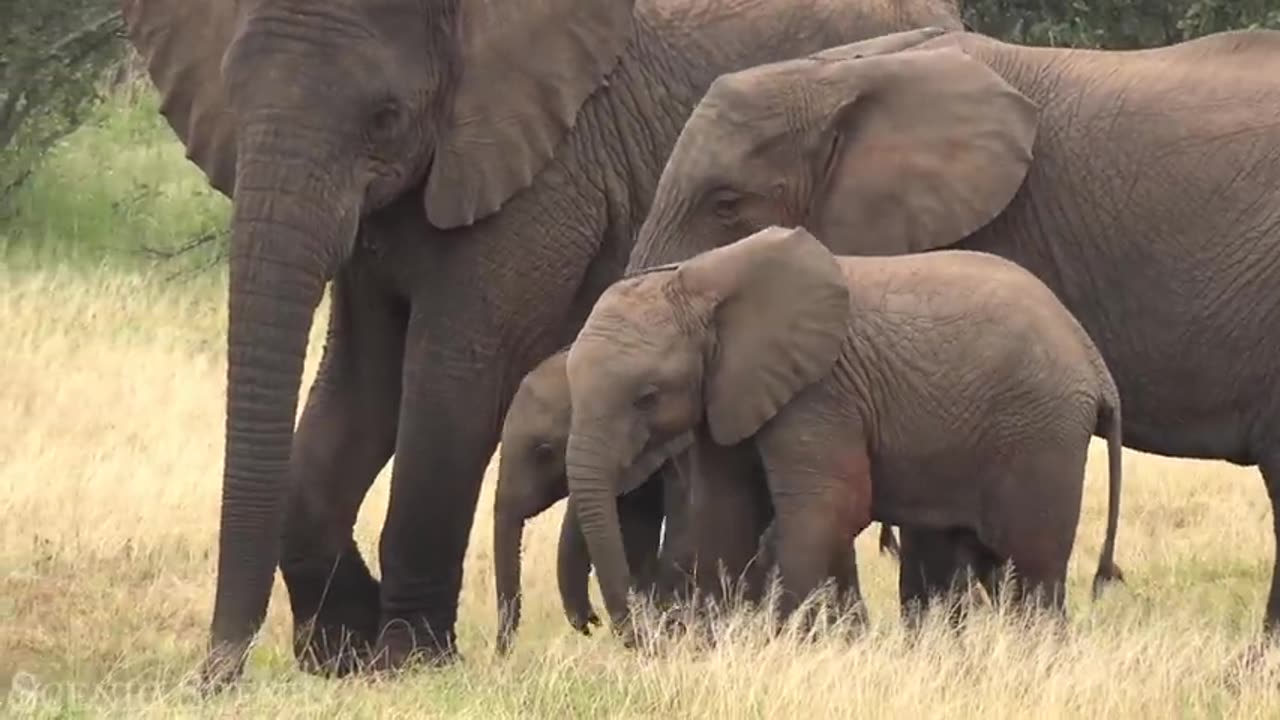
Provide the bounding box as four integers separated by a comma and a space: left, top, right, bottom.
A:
563, 226, 1125, 639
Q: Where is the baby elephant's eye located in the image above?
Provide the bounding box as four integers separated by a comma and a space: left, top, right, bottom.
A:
532, 442, 556, 464
634, 389, 659, 411
368, 97, 405, 138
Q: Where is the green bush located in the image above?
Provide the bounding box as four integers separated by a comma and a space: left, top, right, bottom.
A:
1, 3, 127, 205
0, 90, 229, 272
961, 0, 1280, 48
0, 2, 227, 271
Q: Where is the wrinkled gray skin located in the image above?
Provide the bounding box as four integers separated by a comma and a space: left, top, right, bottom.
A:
630, 28, 1280, 634
566, 226, 1125, 638
492, 348, 896, 652
122, 0, 964, 687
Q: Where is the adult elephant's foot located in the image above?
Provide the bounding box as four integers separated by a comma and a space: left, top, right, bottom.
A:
369, 618, 462, 674
292, 617, 378, 678
195, 637, 251, 696
282, 541, 382, 677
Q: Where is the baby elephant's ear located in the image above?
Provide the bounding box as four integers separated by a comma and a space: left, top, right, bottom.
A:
677, 226, 849, 446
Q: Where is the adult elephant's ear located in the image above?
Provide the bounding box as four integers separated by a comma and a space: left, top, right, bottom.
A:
424, 0, 635, 229
122, 0, 241, 198
809, 46, 1039, 254
676, 227, 849, 446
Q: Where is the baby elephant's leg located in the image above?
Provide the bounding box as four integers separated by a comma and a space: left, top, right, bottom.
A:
755, 396, 872, 634
897, 526, 976, 631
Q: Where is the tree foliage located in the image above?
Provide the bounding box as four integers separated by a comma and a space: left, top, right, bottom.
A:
961, 0, 1280, 49
0, 2, 126, 204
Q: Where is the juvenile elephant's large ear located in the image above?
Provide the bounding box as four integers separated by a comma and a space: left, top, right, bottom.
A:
122, 0, 241, 198
677, 227, 850, 446
810, 46, 1039, 254
424, 0, 635, 229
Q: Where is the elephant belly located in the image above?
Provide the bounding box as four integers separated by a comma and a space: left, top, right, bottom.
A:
868, 456, 984, 532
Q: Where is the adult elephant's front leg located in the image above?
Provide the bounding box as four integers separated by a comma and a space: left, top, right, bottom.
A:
367, 155, 607, 667
281, 262, 407, 677
372, 338, 506, 668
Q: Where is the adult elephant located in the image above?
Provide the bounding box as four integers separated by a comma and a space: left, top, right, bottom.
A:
625, 29, 1280, 634
121, 0, 963, 688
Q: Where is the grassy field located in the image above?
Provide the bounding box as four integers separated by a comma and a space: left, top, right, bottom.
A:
4, 93, 1280, 718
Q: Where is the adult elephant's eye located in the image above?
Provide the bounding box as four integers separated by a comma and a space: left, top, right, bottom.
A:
711, 189, 741, 222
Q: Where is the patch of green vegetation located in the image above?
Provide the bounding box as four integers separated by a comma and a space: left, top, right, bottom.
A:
0, 88, 229, 273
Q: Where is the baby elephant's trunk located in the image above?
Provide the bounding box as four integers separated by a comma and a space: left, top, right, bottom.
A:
494, 512, 525, 655
1091, 392, 1125, 600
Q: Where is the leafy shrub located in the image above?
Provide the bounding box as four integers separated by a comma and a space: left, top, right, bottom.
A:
961, 0, 1280, 48
1, 3, 126, 205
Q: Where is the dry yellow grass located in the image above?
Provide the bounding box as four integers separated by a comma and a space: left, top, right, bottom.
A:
4, 265, 1280, 717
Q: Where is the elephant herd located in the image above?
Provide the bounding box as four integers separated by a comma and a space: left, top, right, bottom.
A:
119, 0, 1280, 692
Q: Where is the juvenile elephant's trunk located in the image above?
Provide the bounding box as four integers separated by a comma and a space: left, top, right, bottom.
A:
203, 138, 358, 684
493, 511, 525, 655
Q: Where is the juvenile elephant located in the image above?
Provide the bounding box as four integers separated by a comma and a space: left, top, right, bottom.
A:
492, 348, 896, 651
122, 0, 965, 684
566, 226, 1124, 638
626, 28, 1280, 635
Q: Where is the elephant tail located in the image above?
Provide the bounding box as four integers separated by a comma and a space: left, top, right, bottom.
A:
1091, 390, 1126, 600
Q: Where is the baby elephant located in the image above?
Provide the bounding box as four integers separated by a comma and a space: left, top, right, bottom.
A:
564, 226, 1124, 637
493, 349, 678, 654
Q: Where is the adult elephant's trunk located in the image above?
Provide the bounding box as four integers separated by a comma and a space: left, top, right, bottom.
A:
626, 120, 715, 272
565, 428, 636, 637
493, 510, 525, 655
205, 139, 358, 675
628, 177, 697, 272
